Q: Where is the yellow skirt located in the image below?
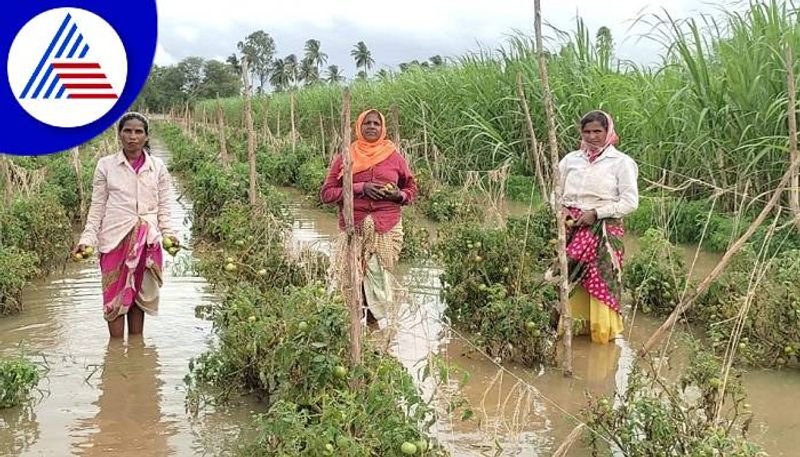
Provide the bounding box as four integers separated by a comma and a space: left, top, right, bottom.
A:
561, 286, 623, 344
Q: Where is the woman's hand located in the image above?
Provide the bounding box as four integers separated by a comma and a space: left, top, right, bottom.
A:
363, 183, 387, 200
72, 244, 87, 255
383, 188, 403, 203
575, 209, 598, 227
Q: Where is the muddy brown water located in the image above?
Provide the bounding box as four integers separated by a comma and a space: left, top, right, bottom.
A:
1, 145, 797, 455
0, 144, 255, 456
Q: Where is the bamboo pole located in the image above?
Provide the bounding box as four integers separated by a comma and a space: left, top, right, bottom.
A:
516, 72, 548, 198
390, 105, 400, 145
787, 46, 799, 227
216, 97, 230, 167
1, 155, 12, 204
290, 90, 297, 154
534, 0, 573, 376
340, 88, 362, 369
242, 57, 257, 205
71, 148, 85, 226
262, 100, 273, 147
319, 114, 326, 158
642, 154, 800, 354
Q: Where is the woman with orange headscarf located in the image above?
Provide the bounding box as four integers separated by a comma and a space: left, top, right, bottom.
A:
321, 109, 418, 329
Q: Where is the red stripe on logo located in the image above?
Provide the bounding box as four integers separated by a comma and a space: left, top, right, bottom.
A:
57, 73, 107, 79
52, 63, 102, 69
68, 93, 119, 99
63, 83, 113, 89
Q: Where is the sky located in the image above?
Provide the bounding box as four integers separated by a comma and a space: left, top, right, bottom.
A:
154, 0, 746, 75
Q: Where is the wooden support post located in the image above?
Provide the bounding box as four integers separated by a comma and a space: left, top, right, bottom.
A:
534, 0, 573, 376
516, 72, 548, 198
340, 88, 362, 369
217, 98, 230, 167
786, 46, 799, 227
242, 57, 257, 205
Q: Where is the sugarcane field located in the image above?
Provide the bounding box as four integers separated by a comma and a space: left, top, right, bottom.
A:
3, 1, 800, 455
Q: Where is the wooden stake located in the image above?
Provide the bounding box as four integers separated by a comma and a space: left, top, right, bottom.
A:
290, 90, 297, 154
516, 72, 548, 198
787, 46, 799, 227
216, 98, 230, 167
262, 99, 273, 147
242, 57, 257, 205
319, 114, 326, 158
71, 148, 85, 226
642, 153, 800, 354
340, 88, 362, 369
390, 105, 400, 145
534, 0, 573, 376
0, 155, 12, 204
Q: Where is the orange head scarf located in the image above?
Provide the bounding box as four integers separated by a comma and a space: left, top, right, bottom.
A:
339, 109, 397, 178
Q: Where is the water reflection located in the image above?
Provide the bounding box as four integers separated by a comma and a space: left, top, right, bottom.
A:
0, 404, 41, 455
72, 337, 176, 456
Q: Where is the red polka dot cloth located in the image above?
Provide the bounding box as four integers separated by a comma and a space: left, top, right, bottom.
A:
564, 207, 625, 313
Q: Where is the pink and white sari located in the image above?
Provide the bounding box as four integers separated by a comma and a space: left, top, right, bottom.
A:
99, 153, 164, 321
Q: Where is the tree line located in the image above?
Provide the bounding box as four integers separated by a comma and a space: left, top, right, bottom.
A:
135, 30, 445, 112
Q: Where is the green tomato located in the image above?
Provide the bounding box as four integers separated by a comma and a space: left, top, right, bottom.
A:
333, 365, 348, 379
401, 442, 418, 455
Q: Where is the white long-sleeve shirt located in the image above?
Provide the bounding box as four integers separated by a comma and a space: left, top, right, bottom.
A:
557, 145, 639, 220
79, 151, 177, 253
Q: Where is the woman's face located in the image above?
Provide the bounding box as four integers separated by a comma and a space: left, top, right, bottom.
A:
581, 120, 607, 149
119, 119, 148, 153
360, 112, 382, 143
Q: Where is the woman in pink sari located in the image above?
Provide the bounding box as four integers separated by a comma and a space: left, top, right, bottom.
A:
73, 112, 179, 338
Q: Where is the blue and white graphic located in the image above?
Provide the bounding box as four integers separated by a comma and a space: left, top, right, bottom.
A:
8, 8, 127, 128
19, 12, 119, 101
1, 2, 157, 155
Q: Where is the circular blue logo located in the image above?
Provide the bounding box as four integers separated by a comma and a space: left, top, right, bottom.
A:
1, 1, 157, 156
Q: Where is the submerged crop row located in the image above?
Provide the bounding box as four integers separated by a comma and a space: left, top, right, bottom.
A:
158, 122, 450, 456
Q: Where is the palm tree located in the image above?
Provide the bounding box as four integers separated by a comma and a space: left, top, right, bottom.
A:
226, 54, 242, 75
269, 58, 289, 91
299, 58, 319, 86
325, 65, 344, 84
303, 39, 328, 73
284, 54, 299, 87
350, 41, 374, 78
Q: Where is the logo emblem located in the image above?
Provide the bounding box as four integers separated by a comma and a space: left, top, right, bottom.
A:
7, 7, 127, 128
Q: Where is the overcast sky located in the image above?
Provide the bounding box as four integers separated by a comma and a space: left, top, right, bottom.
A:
154, 0, 746, 75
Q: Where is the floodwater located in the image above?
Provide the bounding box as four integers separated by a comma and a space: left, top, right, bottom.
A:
1, 143, 796, 456
0, 143, 255, 456
284, 188, 797, 456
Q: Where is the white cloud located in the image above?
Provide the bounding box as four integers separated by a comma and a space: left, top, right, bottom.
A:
154, 0, 746, 73
154, 42, 176, 65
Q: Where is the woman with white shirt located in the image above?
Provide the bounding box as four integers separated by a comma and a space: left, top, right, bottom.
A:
557, 110, 638, 344
73, 112, 179, 338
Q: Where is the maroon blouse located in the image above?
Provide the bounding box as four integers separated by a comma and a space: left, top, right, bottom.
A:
320, 151, 418, 234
